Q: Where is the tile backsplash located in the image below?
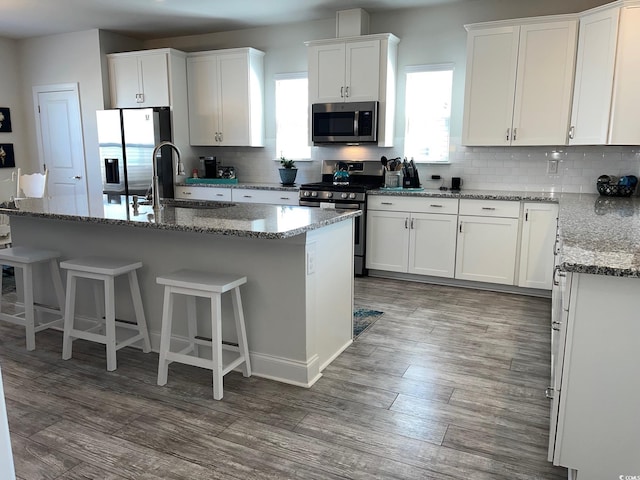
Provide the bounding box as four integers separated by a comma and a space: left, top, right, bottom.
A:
191, 140, 640, 194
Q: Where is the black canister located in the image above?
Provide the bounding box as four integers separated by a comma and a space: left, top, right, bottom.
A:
203, 157, 217, 178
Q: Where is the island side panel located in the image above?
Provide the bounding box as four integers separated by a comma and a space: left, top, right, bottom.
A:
10, 215, 331, 386
305, 219, 354, 372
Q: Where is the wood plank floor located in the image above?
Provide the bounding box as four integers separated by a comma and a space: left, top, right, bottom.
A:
0, 276, 567, 479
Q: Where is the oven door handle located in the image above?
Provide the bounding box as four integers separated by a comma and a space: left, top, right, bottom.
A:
335, 203, 363, 210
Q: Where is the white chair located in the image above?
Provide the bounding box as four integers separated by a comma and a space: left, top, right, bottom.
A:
0, 247, 65, 351
15, 168, 48, 200
156, 270, 251, 400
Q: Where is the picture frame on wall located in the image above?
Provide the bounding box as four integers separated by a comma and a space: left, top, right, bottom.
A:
0, 108, 11, 133
0, 144, 15, 168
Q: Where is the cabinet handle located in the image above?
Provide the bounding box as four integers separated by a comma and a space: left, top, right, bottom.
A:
215, 193, 224, 197
525, 209, 529, 222
545, 387, 554, 400
243, 195, 252, 198
513, 128, 517, 141
345, 86, 350, 98
568, 125, 575, 140
136, 93, 144, 103
404, 218, 408, 229
506, 128, 510, 141
340, 86, 344, 98
459, 223, 463, 233
280, 197, 290, 200
481, 207, 496, 211
381, 202, 393, 205
430, 204, 443, 208
552, 321, 561, 331
410, 218, 414, 229
183, 191, 192, 195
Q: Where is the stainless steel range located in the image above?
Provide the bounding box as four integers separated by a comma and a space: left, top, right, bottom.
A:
299, 160, 384, 276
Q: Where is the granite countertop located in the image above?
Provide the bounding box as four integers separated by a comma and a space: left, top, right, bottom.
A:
0, 197, 359, 240
368, 187, 559, 202
178, 181, 299, 192
557, 194, 640, 277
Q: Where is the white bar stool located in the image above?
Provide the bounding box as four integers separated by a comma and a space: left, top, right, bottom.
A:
156, 270, 251, 400
60, 257, 151, 371
0, 247, 65, 351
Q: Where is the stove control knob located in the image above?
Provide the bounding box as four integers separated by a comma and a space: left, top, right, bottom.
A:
341, 193, 348, 199
311, 191, 318, 197
349, 193, 356, 199
303, 191, 310, 197
326, 192, 333, 198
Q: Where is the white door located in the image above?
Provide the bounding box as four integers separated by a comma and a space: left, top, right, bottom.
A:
455, 215, 519, 285
308, 43, 346, 103
34, 84, 89, 215
461, 26, 520, 146
108, 55, 140, 108
511, 21, 578, 146
409, 213, 458, 278
218, 53, 250, 146
569, 8, 619, 145
345, 40, 380, 102
187, 54, 218, 145
365, 210, 410, 272
518, 202, 559, 289
138, 52, 170, 107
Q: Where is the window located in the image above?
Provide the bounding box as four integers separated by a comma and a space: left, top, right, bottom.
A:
275, 73, 310, 160
403, 64, 454, 163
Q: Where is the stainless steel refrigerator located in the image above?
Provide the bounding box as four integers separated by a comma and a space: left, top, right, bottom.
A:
96, 107, 175, 199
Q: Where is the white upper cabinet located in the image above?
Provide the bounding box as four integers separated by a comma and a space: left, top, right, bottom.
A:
307, 34, 399, 146
568, 7, 620, 145
608, 4, 640, 145
462, 19, 578, 146
187, 48, 264, 147
108, 49, 185, 108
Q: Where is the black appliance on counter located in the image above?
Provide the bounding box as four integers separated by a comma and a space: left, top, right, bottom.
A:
97, 107, 174, 199
299, 160, 384, 276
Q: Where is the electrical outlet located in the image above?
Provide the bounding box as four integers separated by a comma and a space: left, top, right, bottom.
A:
547, 159, 559, 175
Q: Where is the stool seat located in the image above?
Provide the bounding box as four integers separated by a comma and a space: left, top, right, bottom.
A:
156, 269, 251, 400
60, 257, 143, 276
61, 257, 151, 371
156, 271, 246, 293
0, 247, 65, 351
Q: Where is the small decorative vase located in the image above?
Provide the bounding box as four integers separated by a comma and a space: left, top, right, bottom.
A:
279, 168, 297, 185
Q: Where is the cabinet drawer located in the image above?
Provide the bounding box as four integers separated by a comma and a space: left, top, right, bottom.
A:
231, 188, 299, 205
175, 186, 231, 201
368, 195, 458, 214
459, 199, 520, 218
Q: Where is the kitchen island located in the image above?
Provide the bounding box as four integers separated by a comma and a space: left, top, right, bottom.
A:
548, 194, 640, 480
1, 197, 360, 387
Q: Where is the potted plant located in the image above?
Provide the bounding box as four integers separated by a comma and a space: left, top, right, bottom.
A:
278, 156, 297, 185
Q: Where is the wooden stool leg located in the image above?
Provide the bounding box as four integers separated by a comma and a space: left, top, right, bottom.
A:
157, 286, 174, 386
129, 270, 151, 353
62, 273, 77, 360
22, 265, 35, 351
210, 293, 223, 400
186, 295, 198, 356
104, 276, 117, 372
231, 286, 251, 377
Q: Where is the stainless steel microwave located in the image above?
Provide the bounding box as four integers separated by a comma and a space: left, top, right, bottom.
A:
311, 101, 378, 144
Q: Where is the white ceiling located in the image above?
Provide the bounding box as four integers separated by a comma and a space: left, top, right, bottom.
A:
0, 0, 462, 40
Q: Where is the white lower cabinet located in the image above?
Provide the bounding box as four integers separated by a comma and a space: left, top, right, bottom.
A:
518, 202, 559, 289
455, 200, 520, 285
366, 196, 458, 277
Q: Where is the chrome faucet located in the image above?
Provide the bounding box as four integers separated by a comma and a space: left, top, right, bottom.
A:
150, 141, 183, 214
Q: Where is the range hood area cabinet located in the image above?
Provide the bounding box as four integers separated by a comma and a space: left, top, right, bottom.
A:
306, 33, 399, 147
186, 48, 265, 147
461, 19, 578, 146
107, 48, 187, 108
570, 2, 640, 145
